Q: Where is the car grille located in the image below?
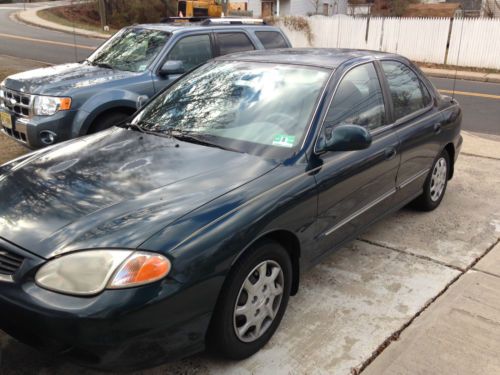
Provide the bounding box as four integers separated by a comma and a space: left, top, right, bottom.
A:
1, 88, 32, 117
0, 249, 25, 276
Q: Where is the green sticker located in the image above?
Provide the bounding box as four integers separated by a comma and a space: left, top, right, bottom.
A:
272, 134, 296, 148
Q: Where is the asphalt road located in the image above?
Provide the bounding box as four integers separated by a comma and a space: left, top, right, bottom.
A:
0, 3, 499, 137
0, 2, 101, 64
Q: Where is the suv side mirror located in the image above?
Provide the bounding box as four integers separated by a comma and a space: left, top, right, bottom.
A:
159, 60, 185, 76
324, 125, 372, 152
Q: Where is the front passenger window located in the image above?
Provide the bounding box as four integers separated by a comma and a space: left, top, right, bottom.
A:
166, 34, 213, 71
319, 63, 386, 149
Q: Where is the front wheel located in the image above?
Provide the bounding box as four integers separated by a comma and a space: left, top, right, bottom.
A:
413, 150, 450, 211
207, 240, 292, 359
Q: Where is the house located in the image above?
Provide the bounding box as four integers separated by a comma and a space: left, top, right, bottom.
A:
247, 0, 348, 17
446, 0, 482, 17
403, 3, 463, 17
482, 0, 500, 17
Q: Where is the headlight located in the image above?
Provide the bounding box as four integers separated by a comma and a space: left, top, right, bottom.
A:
33, 95, 71, 116
35, 250, 171, 296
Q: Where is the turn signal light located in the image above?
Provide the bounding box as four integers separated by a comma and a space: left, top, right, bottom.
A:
109, 252, 171, 288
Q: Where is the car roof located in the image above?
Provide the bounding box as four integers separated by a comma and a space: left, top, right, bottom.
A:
216, 48, 400, 69
134, 23, 283, 34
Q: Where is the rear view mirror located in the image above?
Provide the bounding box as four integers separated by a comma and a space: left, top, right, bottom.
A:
324, 125, 372, 152
159, 60, 185, 76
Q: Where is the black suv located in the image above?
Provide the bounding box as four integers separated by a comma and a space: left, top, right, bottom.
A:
0, 18, 291, 148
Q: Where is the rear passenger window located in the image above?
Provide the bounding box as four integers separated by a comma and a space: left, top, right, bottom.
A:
381, 61, 432, 120
217, 33, 255, 55
255, 31, 289, 49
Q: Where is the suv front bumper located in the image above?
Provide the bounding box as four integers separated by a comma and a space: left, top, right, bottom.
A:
0, 109, 77, 149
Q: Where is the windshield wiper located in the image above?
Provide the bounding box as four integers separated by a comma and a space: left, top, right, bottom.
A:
93, 62, 114, 69
170, 130, 241, 153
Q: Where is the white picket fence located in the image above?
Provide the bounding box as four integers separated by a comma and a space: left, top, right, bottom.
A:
448, 18, 500, 69
279, 15, 500, 69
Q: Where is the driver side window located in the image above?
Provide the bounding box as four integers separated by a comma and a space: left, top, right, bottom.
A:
320, 63, 386, 148
166, 34, 213, 72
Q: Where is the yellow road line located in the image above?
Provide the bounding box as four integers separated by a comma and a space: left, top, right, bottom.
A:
439, 89, 500, 100
0, 32, 95, 50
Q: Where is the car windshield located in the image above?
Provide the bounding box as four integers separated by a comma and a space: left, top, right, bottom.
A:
132, 61, 330, 158
87, 28, 170, 72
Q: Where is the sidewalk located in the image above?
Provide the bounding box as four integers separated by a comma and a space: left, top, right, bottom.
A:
364, 243, 500, 375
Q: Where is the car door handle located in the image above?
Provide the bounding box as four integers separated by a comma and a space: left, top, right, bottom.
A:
434, 122, 442, 134
385, 147, 397, 160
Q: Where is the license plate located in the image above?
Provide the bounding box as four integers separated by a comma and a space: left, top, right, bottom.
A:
0, 111, 12, 129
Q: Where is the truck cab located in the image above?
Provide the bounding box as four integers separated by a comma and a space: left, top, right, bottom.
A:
0, 18, 291, 149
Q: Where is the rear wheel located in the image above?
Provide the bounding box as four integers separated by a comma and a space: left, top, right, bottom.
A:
413, 149, 450, 211
88, 111, 130, 134
208, 240, 292, 359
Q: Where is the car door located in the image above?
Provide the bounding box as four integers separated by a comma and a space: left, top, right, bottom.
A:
311, 61, 400, 261
378, 60, 442, 202
214, 31, 256, 56
152, 33, 214, 93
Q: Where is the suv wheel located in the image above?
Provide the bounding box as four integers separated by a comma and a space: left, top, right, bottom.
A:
89, 111, 130, 134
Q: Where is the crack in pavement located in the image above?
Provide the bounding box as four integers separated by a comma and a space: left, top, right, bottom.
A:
461, 152, 500, 161
358, 238, 465, 272
353, 237, 500, 374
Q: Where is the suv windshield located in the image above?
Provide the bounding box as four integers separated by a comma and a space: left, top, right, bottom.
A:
132, 61, 330, 158
88, 28, 170, 72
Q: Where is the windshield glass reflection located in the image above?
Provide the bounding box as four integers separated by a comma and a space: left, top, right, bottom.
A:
133, 61, 330, 157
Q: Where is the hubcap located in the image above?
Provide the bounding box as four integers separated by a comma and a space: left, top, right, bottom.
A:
233, 260, 284, 343
430, 157, 447, 202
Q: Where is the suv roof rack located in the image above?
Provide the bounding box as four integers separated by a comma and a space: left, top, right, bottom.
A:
161, 16, 208, 23
201, 18, 266, 26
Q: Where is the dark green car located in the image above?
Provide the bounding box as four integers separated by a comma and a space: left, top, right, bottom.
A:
0, 49, 462, 370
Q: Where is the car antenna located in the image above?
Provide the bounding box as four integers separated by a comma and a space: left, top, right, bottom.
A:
451, 16, 465, 100
71, 0, 78, 62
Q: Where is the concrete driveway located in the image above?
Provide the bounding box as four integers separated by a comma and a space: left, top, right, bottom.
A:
1, 129, 499, 374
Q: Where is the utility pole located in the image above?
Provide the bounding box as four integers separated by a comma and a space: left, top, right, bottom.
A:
98, 0, 107, 30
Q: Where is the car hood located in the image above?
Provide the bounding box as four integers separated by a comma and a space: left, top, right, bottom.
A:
3, 63, 138, 95
0, 128, 277, 258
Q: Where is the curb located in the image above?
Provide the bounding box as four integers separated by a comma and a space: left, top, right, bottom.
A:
14, 3, 109, 40
420, 67, 500, 84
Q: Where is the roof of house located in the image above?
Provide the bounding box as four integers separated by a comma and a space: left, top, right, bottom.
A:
404, 3, 462, 17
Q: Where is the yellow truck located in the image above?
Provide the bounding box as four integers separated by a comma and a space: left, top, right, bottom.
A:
177, 0, 223, 17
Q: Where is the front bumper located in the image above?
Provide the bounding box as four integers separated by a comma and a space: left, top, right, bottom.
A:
0, 241, 212, 370
0, 109, 77, 149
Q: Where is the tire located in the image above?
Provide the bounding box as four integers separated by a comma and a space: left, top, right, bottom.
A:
88, 111, 130, 134
413, 149, 450, 211
207, 239, 292, 360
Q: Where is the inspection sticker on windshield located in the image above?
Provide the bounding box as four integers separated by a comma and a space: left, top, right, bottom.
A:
272, 134, 296, 148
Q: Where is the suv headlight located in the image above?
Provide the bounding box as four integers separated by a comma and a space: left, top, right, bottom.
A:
33, 95, 72, 116
35, 250, 171, 295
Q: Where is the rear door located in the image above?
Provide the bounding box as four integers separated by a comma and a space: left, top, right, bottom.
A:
378, 60, 442, 202
214, 31, 256, 56
312, 61, 400, 261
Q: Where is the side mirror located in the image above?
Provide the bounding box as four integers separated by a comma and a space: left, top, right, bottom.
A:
136, 95, 149, 110
158, 60, 185, 76
324, 125, 372, 152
